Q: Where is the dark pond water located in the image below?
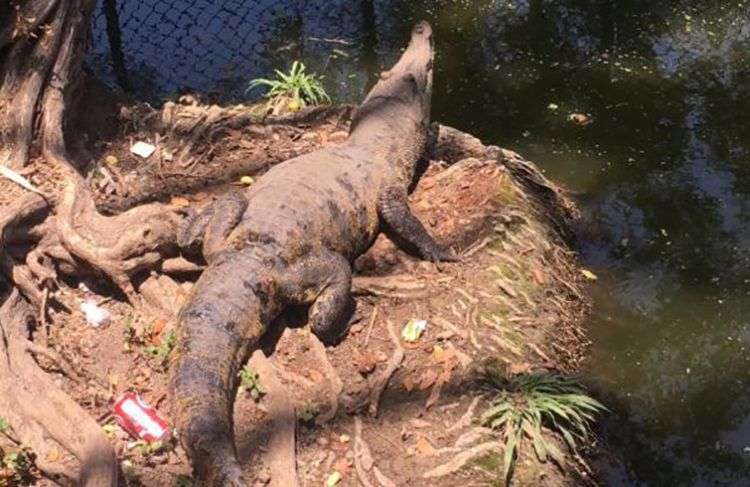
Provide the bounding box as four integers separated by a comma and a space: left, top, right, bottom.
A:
91, 1, 750, 485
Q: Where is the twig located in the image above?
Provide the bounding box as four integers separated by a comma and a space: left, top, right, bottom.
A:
368, 320, 404, 417
446, 397, 481, 433
373, 466, 398, 487
24, 342, 82, 384
353, 416, 375, 487
363, 306, 378, 346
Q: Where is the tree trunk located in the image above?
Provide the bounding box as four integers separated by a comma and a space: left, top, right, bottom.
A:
0, 2, 122, 484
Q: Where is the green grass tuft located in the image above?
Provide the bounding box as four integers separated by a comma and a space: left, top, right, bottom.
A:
248, 61, 331, 114
482, 372, 606, 484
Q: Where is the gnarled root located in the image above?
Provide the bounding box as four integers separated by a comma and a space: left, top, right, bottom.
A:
55, 179, 181, 304
0, 289, 120, 485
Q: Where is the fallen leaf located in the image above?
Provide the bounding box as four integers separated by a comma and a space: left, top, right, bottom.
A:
151, 319, 167, 338
509, 362, 532, 374
531, 267, 546, 285
568, 113, 593, 125
581, 269, 598, 281
418, 369, 439, 390
353, 349, 378, 375
431, 345, 445, 363
46, 448, 60, 463
104, 155, 119, 165
240, 176, 254, 185
169, 196, 190, 207
403, 375, 415, 392
415, 436, 436, 456
325, 471, 343, 486
332, 458, 351, 475
307, 369, 324, 383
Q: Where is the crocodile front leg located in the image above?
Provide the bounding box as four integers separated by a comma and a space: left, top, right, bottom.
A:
177, 191, 248, 263
378, 184, 459, 263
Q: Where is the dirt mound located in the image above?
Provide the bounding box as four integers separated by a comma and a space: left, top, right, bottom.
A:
0, 102, 591, 486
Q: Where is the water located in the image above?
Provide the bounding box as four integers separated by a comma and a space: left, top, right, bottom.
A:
91, 1, 750, 484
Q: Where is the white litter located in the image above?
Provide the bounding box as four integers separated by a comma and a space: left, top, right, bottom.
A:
0, 164, 43, 195
80, 300, 111, 328
130, 141, 156, 159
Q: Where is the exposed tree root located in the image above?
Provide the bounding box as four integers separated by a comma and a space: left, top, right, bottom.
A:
422, 441, 501, 479
353, 417, 376, 487
368, 320, 404, 417
0, 289, 120, 485
307, 332, 344, 425
351, 274, 430, 299
249, 351, 299, 487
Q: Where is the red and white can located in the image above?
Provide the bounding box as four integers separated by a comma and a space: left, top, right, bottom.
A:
113, 392, 170, 443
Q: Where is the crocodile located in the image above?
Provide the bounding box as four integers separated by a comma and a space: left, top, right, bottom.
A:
169, 21, 456, 486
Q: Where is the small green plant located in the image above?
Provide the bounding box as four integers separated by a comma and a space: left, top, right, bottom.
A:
102, 423, 120, 440
297, 401, 320, 424
2, 448, 34, 484
248, 61, 331, 114
0, 417, 9, 434
174, 475, 193, 487
132, 440, 171, 458
482, 372, 606, 484
144, 330, 176, 370
238, 365, 266, 401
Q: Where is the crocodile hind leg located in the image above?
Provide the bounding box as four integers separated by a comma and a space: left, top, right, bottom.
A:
177, 191, 248, 263
378, 184, 459, 263
281, 250, 355, 345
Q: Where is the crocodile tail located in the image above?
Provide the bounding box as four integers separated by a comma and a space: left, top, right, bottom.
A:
169, 254, 270, 486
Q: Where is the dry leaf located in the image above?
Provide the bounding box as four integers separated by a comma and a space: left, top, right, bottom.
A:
170, 196, 190, 207
46, 448, 60, 463
531, 267, 546, 285
509, 362, 532, 375
403, 375, 415, 392
332, 458, 351, 475
418, 369, 439, 390
432, 345, 445, 363
415, 436, 436, 456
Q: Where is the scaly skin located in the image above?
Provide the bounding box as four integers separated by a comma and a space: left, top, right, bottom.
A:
169, 21, 455, 486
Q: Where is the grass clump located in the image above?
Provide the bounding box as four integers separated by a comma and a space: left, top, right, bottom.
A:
144, 330, 176, 371
248, 61, 331, 114
1, 448, 35, 484
238, 364, 266, 401
482, 372, 606, 484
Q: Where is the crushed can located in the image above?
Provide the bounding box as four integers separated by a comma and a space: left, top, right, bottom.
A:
113, 392, 170, 442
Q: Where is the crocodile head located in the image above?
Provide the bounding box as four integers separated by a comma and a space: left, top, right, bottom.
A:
349, 21, 435, 164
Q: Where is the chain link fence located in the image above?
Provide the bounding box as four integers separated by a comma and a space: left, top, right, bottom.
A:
88, 0, 407, 104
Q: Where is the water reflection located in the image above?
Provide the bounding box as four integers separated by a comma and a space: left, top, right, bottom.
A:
90, 0, 750, 484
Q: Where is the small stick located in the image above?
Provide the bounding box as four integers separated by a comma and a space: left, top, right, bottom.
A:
363, 305, 378, 346
368, 320, 404, 417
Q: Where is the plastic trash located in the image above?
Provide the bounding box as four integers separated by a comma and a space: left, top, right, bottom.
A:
402, 318, 427, 342
130, 141, 156, 159
80, 299, 111, 328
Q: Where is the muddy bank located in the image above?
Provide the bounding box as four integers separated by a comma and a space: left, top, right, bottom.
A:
0, 101, 594, 486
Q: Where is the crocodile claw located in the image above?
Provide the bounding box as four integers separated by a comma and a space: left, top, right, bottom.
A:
427, 246, 462, 270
